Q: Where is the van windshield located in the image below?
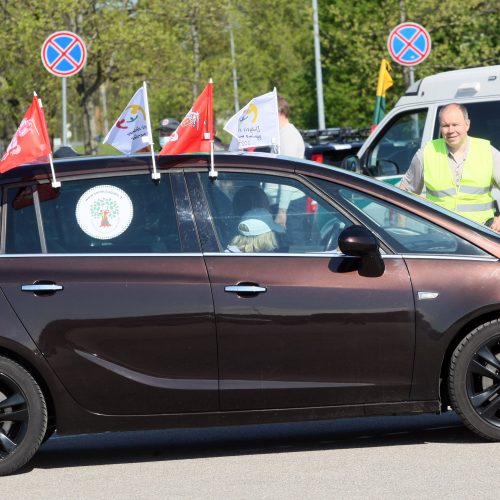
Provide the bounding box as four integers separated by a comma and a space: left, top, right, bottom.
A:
366, 109, 427, 178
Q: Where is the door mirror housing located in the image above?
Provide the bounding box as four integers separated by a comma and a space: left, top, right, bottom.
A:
340, 155, 360, 172
377, 159, 399, 176
338, 225, 384, 277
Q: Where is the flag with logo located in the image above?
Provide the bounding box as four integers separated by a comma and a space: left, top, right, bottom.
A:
160, 80, 213, 155
224, 89, 280, 150
0, 94, 52, 174
371, 59, 394, 132
103, 86, 153, 155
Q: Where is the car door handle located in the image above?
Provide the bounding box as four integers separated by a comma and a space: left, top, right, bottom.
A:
22, 283, 64, 292
225, 285, 267, 294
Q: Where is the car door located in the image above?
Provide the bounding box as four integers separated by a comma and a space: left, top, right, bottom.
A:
187, 170, 415, 411
0, 171, 218, 415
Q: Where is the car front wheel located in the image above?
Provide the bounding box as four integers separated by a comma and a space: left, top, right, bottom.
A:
0, 356, 47, 476
449, 319, 500, 440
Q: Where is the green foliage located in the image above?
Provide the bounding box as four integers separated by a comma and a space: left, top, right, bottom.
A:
0, 0, 498, 153
320, 0, 499, 127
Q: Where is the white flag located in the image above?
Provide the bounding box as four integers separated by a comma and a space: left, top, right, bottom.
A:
223, 89, 280, 150
103, 86, 153, 155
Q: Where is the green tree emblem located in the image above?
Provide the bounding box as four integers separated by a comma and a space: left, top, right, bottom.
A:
90, 197, 119, 228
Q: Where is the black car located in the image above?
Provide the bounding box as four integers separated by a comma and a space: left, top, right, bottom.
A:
0, 152, 499, 475
303, 127, 369, 167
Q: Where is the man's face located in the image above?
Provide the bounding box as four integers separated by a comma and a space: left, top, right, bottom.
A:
440, 105, 470, 151
159, 130, 173, 147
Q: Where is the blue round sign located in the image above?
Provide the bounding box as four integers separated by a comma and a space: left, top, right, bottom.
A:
41, 31, 87, 77
387, 22, 431, 66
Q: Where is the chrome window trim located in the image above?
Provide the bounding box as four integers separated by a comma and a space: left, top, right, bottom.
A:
401, 254, 497, 262
203, 252, 400, 259
202, 252, 497, 262
4, 252, 493, 261
0, 253, 204, 258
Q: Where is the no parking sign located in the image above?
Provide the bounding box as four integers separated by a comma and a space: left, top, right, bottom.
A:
41, 31, 87, 146
41, 31, 87, 77
387, 22, 431, 66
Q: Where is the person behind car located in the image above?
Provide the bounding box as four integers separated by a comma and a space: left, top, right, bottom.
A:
226, 207, 285, 253
400, 103, 500, 231
232, 185, 271, 217
272, 96, 310, 241
157, 117, 180, 149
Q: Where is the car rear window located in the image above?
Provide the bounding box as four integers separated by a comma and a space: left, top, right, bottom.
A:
4, 174, 183, 254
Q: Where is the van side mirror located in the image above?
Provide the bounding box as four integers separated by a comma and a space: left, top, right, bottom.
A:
377, 159, 399, 176
338, 225, 385, 277
340, 155, 360, 172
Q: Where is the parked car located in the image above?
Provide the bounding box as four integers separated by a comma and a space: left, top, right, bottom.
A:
0, 152, 499, 475
302, 127, 369, 167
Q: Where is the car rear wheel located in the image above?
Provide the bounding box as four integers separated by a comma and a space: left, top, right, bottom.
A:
0, 356, 47, 476
449, 320, 500, 440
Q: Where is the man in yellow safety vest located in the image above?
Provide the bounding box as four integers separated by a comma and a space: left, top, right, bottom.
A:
400, 103, 500, 231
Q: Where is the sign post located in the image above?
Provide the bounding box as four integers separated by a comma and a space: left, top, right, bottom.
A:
387, 22, 431, 84
41, 31, 87, 145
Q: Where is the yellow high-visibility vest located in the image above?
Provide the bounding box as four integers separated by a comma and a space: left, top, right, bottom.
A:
424, 138, 494, 224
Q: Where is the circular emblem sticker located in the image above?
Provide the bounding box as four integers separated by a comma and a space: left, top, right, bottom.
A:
76, 185, 133, 240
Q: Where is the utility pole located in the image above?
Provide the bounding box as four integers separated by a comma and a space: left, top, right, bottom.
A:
229, 25, 240, 113
312, 0, 325, 130
399, 0, 414, 86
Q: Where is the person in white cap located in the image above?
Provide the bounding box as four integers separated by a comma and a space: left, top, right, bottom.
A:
226, 208, 285, 253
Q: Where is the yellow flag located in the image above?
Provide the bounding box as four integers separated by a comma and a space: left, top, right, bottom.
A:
376, 59, 393, 97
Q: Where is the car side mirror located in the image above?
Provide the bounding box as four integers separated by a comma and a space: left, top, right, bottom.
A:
338, 225, 385, 277
340, 155, 360, 172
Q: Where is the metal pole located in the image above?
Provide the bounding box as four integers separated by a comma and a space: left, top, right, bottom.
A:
229, 26, 239, 113
312, 0, 325, 130
409, 67, 415, 85
62, 77, 67, 145
100, 83, 109, 134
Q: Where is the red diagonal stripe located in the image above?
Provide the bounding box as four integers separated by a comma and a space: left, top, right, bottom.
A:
393, 27, 426, 59
48, 38, 80, 70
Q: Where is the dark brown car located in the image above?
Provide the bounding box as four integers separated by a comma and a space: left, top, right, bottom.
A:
0, 153, 499, 475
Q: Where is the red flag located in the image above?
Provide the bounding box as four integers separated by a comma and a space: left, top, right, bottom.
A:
0, 94, 52, 174
159, 81, 213, 155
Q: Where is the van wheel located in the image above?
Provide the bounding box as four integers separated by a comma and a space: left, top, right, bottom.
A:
449, 320, 500, 440
0, 356, 47, 476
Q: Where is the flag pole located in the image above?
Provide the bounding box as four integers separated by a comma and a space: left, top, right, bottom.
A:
207, 78, 217, 179
209, 138, 217, 178
48, 153, 60, 188
36, 92, 60, 188
273, 87, 280, 155
142, 81, 160, 180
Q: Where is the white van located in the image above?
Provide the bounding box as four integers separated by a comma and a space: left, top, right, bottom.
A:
344, 65, 500, 190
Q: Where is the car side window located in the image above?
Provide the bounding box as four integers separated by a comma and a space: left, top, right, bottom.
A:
199, 172, 352, 254
5, 174, 184, 254
314, 180, 490, 256
367, 109, 427, 176
434, 101, 500, 151
4, 186, 42, 254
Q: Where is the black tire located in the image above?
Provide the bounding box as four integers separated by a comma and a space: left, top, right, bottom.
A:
449, 319, 500, 440
0, 356, 47, 476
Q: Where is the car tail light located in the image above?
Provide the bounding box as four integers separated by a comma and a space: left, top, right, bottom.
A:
311, 153, 324, 163
306, 197, 318, 213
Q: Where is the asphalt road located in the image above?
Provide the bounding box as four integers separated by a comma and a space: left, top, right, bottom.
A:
3, 412, 500, 499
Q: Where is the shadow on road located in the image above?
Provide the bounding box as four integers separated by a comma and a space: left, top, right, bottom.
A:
25, 412, 483, 474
